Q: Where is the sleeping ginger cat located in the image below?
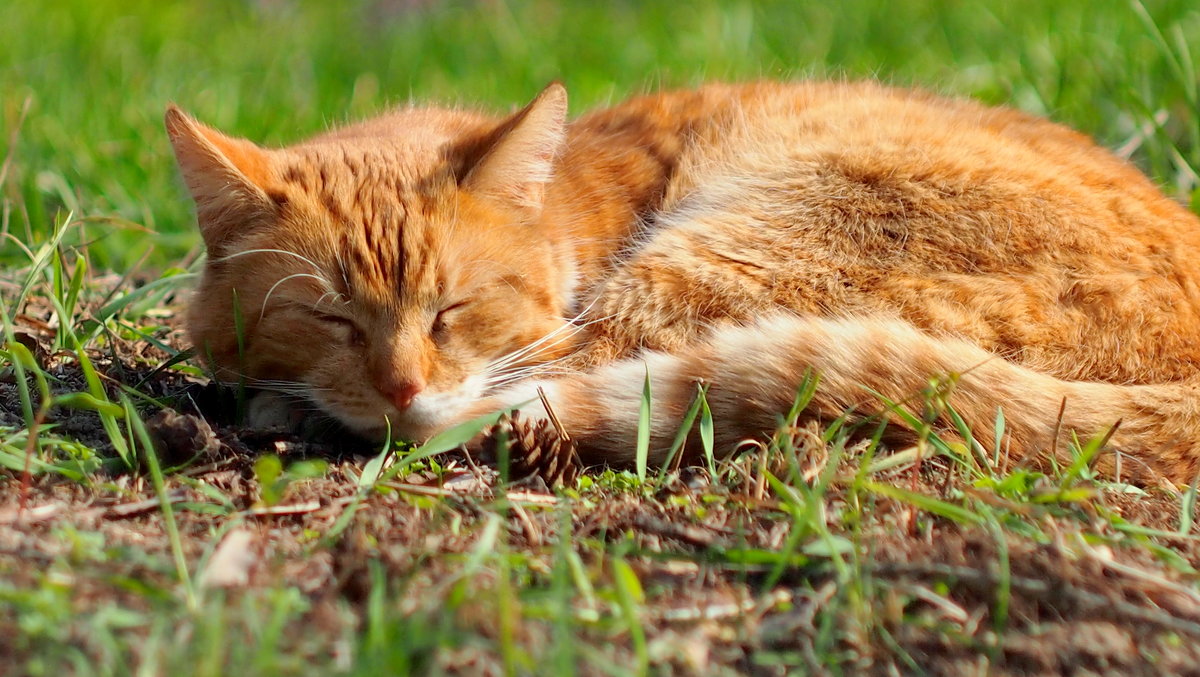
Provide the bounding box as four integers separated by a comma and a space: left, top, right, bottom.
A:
165, 81, 1200, 484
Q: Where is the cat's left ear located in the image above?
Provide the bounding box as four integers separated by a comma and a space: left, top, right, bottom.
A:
164, 104, 278, 252
462, 82, 568, 216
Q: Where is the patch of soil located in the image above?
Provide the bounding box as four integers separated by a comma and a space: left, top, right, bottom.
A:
4, 309, 1200, 674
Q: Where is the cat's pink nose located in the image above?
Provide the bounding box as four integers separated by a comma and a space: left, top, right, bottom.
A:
381, 380, 424, 411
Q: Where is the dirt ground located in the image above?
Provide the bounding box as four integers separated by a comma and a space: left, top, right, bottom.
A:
4, 319, 1200, 675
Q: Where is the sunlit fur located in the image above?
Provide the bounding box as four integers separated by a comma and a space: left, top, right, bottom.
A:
169, 81, 1200, 484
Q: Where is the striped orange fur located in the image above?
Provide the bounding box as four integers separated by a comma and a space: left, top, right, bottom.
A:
167, 81, 1200, 484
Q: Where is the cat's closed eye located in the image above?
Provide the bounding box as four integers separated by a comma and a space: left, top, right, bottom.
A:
432, 300, 470, 336
316, 313, 366, 346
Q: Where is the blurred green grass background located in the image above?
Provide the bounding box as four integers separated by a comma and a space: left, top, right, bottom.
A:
2, 0, 1198, 270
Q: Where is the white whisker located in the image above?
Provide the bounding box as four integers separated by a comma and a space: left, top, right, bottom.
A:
487, 353, 577, 379
261, 273, 338, 319
335, 250, 352, 296
312, 290, 348, 310
487, 322, 585, 371
482, 370, 573, 389
486, 300, 607, 370
217, 248, 325, 272
484, 365, 574, 382
242, 377, 332, 398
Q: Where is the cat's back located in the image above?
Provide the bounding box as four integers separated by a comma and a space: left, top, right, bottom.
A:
582, 81, 1200, 383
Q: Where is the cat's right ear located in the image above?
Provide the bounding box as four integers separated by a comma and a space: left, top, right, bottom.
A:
164, 105, 276, 252
460, 82, 568, 218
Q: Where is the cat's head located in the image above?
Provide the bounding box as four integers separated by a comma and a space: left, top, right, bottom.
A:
166, 84, 575, 440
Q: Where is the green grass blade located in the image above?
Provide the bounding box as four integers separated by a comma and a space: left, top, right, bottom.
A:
7, 211, 74, 318
786, 369, 820, 423
0, 436, 84, 480
359, 420, 394, 488
1181, 470, 1200, 535
863, 480, 985, 526
135, 347, 197, 388
51, 248, 65, 344
659, 381, 707, 476
8, 345, 47, 405
377, 404, 528, 484
1061, 423, 1118, 485
53, 392, 125, 418
635, 365, 652, 483
610, 558, 648, 676
551, 507, 577, 676
699, 384, 715, 475
986, 513, 1011, 655
1, 340, 38, 429
124, 394, 196, 609
992, 406, 1006, 468
74, 335, 132, 468
63, 255, 87, 327
762, 472, 813, 588
94, 272, 197, 323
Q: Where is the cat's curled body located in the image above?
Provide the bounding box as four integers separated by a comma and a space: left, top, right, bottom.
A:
166, 81, 1200, 483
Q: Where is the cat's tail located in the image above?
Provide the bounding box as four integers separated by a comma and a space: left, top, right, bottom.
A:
495, 315, 1200, 484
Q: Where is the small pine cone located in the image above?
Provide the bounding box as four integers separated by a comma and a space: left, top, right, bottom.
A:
479, 411, 581, 488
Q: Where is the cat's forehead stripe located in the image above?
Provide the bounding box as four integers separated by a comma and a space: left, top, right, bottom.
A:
321, 192, 348, 224
281, 164, 309, 190
334, 193, 415, 298
403, 224, 437, 290
342, 235, 392, 297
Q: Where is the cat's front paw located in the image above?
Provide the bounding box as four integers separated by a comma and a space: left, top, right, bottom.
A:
246, 390, 307, 433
